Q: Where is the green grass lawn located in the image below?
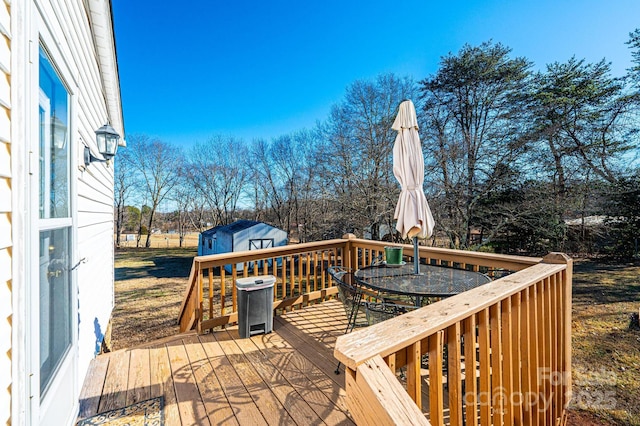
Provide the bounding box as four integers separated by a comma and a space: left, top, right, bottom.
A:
111, 247, 195, 349
568, 260, 640, 425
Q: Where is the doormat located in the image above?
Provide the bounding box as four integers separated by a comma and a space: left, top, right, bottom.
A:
77, 396, 164, 426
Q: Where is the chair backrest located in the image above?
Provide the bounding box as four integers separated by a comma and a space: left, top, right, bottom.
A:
328, 266, 361, 307
328, 266, 369, 326
365, 301, 419, 325
329, 266, 418, 329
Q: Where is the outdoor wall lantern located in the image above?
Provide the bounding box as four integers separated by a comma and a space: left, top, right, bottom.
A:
84, 122, 120, 166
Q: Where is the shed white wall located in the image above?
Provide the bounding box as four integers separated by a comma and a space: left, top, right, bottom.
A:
0, 0, 12, 423
222, 224, 287, 273
234, 223, 288, 250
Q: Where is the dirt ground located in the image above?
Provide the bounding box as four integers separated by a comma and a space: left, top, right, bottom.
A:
110, 245, 195, 350
111, 244, 639, 424
566, 260, 640, 425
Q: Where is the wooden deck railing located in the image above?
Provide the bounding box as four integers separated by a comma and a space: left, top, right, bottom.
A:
178, 235, 542, 334
178, 236, 570, 423
334, 252, 573, 426
178, 238, 349, 333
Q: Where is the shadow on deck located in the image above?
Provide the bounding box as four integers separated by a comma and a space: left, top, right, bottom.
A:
78, 300, 355, 425
79, 298, 467, 425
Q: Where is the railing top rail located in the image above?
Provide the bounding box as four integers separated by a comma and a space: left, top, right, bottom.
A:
192, 238, 349, 268
334, 260, 568, 370
350, 238, 542, 268
177, 238, 350, 323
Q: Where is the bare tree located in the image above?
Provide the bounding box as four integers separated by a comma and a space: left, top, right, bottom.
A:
318, 73, 418, 240
184, 135, 249, 226
113, 146, 136, 247
127, 134, 182, 247
248, 130, 319, 240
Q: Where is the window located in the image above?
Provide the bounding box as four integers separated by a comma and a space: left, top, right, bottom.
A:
38, 48, 69, 219
38, 46, 72, 396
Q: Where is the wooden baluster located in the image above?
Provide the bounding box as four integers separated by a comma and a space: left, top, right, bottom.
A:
463, 315, 478, 425
197, 266, 203, 334
208, 268, 214, 320
220, 268, 226, 317
231, 265, 237, 315
535, 279, 547, 426
501, 297, 514, 424
320, 251, 326, 292
512, 293, 523, 425
528, 283, 540, 426
384, 352, 396, 375
429, 331, 444, 426
448, 322, 463, 426
297, 254, 303, 296
281, 255, 287, 299
549, 274, 562, 422
478, 308, 491, 426
562, 264, 573, 413
544, 277, 553, 426
289, 255, 295, 309
490, 303, 504, 426
304, 252, 310, 296
313, 252, 319, 293
407, 341, 422, 409
557, 271, 566, 416
520, 287, 533, 426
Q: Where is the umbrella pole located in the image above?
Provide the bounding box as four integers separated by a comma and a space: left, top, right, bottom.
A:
413, 236, 420, 274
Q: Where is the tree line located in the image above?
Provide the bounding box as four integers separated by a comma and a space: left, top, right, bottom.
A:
115, 34, 640, 258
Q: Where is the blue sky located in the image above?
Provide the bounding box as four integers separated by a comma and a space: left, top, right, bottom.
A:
112, 0, 640, 146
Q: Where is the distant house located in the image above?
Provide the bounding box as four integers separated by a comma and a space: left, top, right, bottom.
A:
198, 220, 288, 272
1, 1, 125, 424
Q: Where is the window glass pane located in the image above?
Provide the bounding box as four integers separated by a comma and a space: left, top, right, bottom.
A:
39, 227, 72, 395
39, 48, 69, 219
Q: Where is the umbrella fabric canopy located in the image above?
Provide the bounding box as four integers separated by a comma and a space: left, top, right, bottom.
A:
392, 99, 435, 240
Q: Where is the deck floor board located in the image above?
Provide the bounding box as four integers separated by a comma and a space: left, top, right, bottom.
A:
79, 299, 436, 425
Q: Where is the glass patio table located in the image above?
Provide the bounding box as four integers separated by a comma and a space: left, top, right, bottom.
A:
354, 262, 492, 306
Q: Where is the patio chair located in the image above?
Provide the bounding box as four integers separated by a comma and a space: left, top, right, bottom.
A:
365, 301, 418, 324
328, 266, 419, 374
328, 266, 369, 336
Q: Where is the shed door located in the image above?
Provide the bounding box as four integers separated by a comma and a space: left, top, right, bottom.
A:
249, 239, 274, 270
249, 239, 274, 250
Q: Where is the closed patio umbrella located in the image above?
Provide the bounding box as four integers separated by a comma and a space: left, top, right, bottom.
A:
392, 99, 435, 273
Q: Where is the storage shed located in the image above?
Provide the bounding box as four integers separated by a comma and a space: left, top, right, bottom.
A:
198, 220, 288, 272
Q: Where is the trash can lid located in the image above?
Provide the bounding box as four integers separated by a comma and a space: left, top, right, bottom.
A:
236, 275, 276, 291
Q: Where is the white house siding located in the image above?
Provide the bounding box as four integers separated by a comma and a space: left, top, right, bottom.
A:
36, 0, 121, 392
0, 0, 11, 424
5, 0, 122, 423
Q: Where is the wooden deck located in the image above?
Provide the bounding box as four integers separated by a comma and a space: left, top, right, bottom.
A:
78, 300, 356, 425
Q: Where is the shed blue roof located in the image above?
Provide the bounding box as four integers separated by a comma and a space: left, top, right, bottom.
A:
201, 220, 282, 237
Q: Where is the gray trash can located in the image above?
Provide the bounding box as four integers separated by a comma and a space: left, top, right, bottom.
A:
236, 275, 275, 338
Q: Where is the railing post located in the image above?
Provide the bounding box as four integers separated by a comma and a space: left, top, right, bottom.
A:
342, 233, 356, 270
196, 264, 203, 334
542, 252, 573, 416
